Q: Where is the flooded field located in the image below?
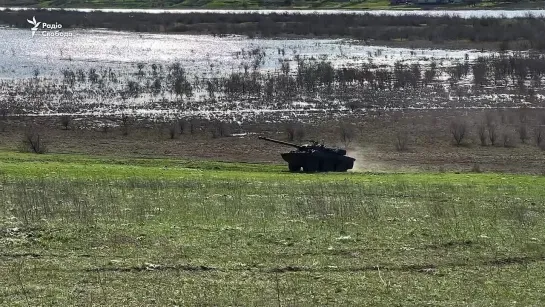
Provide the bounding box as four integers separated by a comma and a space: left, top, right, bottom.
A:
1, 28, 491, 79
1, 27, 544, 124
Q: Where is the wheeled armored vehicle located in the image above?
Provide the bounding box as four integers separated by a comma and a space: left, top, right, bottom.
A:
258, 136, 355, 172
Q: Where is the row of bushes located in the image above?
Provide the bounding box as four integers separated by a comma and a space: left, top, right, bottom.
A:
2, 10, 545, 49
5, 51, 545, 119
450, 120, 544, 148
12, 110, 545, 156
46, 54, 545, 109
17, 117, 355, 155
395, 110, 545, 151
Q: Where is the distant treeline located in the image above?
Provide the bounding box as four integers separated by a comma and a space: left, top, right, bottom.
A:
2, 10, 545, 49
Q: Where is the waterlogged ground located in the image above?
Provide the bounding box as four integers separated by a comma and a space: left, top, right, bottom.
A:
0, 28, 490, 79
1, 153, 545, 305
3, 27, 527, 122
2, 26, 545, 125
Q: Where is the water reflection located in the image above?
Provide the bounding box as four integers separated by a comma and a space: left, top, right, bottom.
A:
0, 28, 491, 79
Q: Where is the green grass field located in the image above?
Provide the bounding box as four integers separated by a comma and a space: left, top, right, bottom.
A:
1, 151, 545, 305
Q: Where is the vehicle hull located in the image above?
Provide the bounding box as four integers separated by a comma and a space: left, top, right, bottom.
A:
281, 151, 355, 172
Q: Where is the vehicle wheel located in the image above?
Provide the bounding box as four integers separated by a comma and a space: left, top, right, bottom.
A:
288, 164, 301, 172
303, 160, 318, 172
335, 163, 347, 172
321, 161, 334, 172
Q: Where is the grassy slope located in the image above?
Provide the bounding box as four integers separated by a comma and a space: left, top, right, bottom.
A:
1, 151, 545, 305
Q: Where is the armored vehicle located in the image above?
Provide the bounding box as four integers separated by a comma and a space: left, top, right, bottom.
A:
258, 136, 355, 172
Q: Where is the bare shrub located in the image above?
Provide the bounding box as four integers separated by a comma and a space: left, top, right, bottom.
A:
120, 114, 132, 136
502, 129, 517, 148
346, 101, 361, 112
485, 112, 496, 127
519, 107, 529, 124
472, 59, 487, 87
499, 110, 507, 125
21, 127, 47, 154
392, 111, 402, 123
286, 124, 295, 141
178, 119, 188, 135
395, 130, 409, 152
508, 114, 517, 125
285, 122, 305, 142
60, 115, 71, 130
471, 163, 482, 173
536, 126, 544, 147
211, 121, 231, 138
488, 123, 498, 146
518, 124, 529, 144
450, 120, 467, 146
540, 112, 545, 126
189, 119, 200, 135
477, 124, 487, 146
218, 122, 231, 137
339, 123, 355, 148
499, 40, 510, 52
101, 124, 111, 134
0, 118, 7, 133
0, 108, 8, 132
168, 121, 179, 139
294, 125, 305, 142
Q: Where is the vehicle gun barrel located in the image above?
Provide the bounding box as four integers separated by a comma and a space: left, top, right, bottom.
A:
258, 136, 302, 149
